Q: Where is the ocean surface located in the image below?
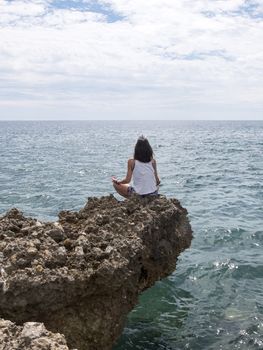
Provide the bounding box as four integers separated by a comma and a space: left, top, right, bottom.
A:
0, 120, 262, 349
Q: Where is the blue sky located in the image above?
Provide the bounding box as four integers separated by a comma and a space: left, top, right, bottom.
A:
0, 0, 263, 120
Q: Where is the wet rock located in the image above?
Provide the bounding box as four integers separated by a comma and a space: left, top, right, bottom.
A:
0, 195, 192, 350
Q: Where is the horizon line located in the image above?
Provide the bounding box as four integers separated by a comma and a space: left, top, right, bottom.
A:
0, 119, 262, 122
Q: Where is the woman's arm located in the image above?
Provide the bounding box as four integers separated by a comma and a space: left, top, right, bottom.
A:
118, 159, 135, 184
152, 159, 161, 186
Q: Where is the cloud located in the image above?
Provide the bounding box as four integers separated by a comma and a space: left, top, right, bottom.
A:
0, 0, 262, 119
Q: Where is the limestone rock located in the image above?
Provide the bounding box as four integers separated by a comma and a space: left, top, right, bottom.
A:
0, 318, 71, 350
0, 195, 192, 350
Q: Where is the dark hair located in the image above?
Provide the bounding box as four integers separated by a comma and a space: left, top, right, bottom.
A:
134, 136, 153, 163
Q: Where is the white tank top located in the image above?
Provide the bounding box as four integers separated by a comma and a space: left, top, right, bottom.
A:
132, 160, 157, 195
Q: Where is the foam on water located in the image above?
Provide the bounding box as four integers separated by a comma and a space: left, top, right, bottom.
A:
0, 120, 262, 349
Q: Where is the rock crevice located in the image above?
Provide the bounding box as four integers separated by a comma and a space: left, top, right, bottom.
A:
0, 195, 192, 350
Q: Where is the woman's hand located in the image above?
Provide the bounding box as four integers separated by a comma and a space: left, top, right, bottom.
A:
111, 176, 120, 185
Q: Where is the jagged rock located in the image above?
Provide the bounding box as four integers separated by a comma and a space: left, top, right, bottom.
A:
0, 318, 71, 350
0, 195, 192, 350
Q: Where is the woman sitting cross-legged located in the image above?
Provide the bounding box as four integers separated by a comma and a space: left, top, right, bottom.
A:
112, 136, 161, 198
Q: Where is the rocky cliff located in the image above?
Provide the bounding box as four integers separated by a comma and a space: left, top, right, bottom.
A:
0, 195, 192, 350
0, 318, 71, 350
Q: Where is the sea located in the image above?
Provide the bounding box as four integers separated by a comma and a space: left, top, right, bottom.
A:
0, 120, 262, 349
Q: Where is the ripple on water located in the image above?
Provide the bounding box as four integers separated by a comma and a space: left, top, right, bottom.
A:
1, 121, 263, 350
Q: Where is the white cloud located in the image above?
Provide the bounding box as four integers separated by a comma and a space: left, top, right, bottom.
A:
0, 0, 262, 119
0, 0, 45, 16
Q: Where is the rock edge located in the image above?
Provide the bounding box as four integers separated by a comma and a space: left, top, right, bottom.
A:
0, 195, 192, 350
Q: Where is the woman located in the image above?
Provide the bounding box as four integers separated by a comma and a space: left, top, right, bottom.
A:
112, 136, 160, 198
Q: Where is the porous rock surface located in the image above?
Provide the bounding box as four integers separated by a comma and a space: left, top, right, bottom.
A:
0, 318, 71, 350
0, 195, 192, 350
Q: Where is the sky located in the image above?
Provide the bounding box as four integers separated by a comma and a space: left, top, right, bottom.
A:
0, 0, 263, 120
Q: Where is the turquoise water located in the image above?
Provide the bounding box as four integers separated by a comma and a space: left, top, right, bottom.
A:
0, 120, 262, 349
